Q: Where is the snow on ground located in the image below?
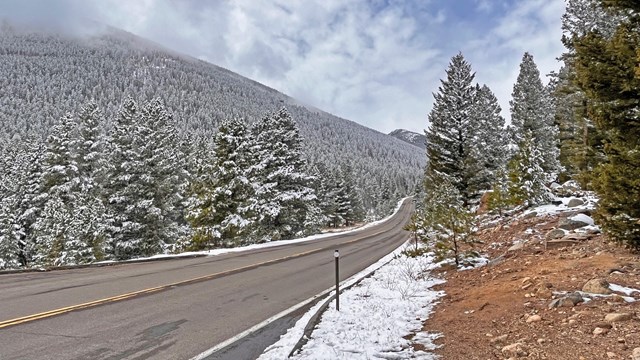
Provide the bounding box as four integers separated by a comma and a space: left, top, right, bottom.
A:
93, 197, 412, 265
521, 193, 598, 218
259, 244, 444, 360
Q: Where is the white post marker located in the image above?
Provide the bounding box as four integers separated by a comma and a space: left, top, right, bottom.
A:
334, 249, 340, 311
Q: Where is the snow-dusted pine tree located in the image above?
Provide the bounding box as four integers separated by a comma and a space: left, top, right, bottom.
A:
510, 52, 560, 177
250, 107, 319, 241
32, 113, 83, 266
418, 173, 474, 267
188, 118, 255, 248
105, 97, 149, 259
425, 53, 477, 205
507, 130, 553, 206
467, 84, 507, 197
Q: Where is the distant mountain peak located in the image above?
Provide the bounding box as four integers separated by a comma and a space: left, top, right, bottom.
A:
389, 129, 426, 150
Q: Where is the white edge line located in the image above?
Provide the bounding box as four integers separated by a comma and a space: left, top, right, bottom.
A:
189, 239, 411, 360
189, 288, 333, 360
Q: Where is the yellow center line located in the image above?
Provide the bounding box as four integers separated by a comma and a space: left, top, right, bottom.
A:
0, 212, 408, 330
0, 247, 322, 330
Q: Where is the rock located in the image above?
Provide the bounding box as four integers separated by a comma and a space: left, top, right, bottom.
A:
523, 211, 538, 220
549, 292, 584, 308
555, 180, 582, 197
570, 213, 595, 226
593, 327, 609, 335
545, 228, 566, 240
632, 347, 640, 360
563, 233, 592, 241
490, 334, 509, 344
606, 352, 617, 359
508, 242, 525, 252
604, 313, 633, 322
583, 278, 612, 295
567, 198, 585, 207
551, 200, 563, 206
488, 255, 505, 267
593, 322, 613, 329
558, 217, 589, 231
546, 239, 579, 249
502, 343, 527, 357
526, 314, 542, 323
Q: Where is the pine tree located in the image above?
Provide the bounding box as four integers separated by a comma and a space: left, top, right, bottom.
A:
250, 107, 318, 240
32, 113, 82, 266
467, 84, 507, 196
510, 52, 560, 177
573, 2, 640, 249
558, 0, 625, 186
418, 173, 474, 267
425, 53, 477, 205
188, 118, 256, 248
507, 130, 553, 207
105, 97, 151, 259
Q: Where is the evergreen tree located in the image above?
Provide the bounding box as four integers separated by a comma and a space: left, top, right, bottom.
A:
184, 137, 218, 250
425, 53, 477, 205
510, 52, 560, 177
188, 118, 255, 248
507, 130, 553, 207
558, 0, 625, 185
418, 173, 474, 267
467, 84, 507, 196
250, 107, 319, 240
32, 114, 82, 266
573, 1, 640, 249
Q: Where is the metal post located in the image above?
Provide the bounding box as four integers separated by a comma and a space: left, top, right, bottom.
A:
334, 249, 340, 311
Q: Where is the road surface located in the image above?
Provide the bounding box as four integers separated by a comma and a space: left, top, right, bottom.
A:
0, 199, 413, 360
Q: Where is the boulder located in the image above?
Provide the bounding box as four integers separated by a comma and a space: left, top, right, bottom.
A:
546, 239, 579, 250
632, 347, 640, 360
593, 327, 609, 335
549, 292, 584, 308
582, 278, 612, 295
555, 180, 582, 197
545, 228, 566, 240
526, 314, 542, 323
508, 242, 525, 252
604, 313, 633, 323
567, 198, 585, 207
558, 217, 589, 231
569, 213, 595, 226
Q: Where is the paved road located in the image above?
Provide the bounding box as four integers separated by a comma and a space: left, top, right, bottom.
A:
0, 199, 413, 360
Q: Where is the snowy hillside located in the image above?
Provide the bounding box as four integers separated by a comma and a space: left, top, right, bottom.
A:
0, 24, 424, 212
389, 129, 427, 150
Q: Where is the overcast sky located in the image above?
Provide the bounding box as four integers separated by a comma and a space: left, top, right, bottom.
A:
1, 0, 566, 134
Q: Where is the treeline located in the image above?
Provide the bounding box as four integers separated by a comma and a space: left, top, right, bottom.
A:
0, 100, 369, 269
415, 0, 640, 264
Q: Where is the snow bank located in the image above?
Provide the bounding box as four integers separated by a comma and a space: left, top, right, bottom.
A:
259, 244, 444, 360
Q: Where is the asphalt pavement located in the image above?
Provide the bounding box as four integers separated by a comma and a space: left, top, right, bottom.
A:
0, 199, 413, 360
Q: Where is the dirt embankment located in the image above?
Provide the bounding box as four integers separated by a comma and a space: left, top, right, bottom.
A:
423, 206, 640, 360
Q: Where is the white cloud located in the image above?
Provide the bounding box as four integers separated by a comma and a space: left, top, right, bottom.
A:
0, 0, 567, 134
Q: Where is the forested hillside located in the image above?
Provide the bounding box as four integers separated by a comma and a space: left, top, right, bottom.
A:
0, 24, 424, 269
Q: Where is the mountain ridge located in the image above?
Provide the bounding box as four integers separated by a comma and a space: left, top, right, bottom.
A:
388, 129, 426, 150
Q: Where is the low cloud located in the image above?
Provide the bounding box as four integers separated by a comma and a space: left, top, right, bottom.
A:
0, 0, 566, 134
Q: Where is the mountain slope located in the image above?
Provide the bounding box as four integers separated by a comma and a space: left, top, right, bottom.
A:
0, 25, 424, 215
389, 129, 427, 150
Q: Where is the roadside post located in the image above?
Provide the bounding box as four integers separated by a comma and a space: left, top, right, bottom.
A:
334, 249, 340, 311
